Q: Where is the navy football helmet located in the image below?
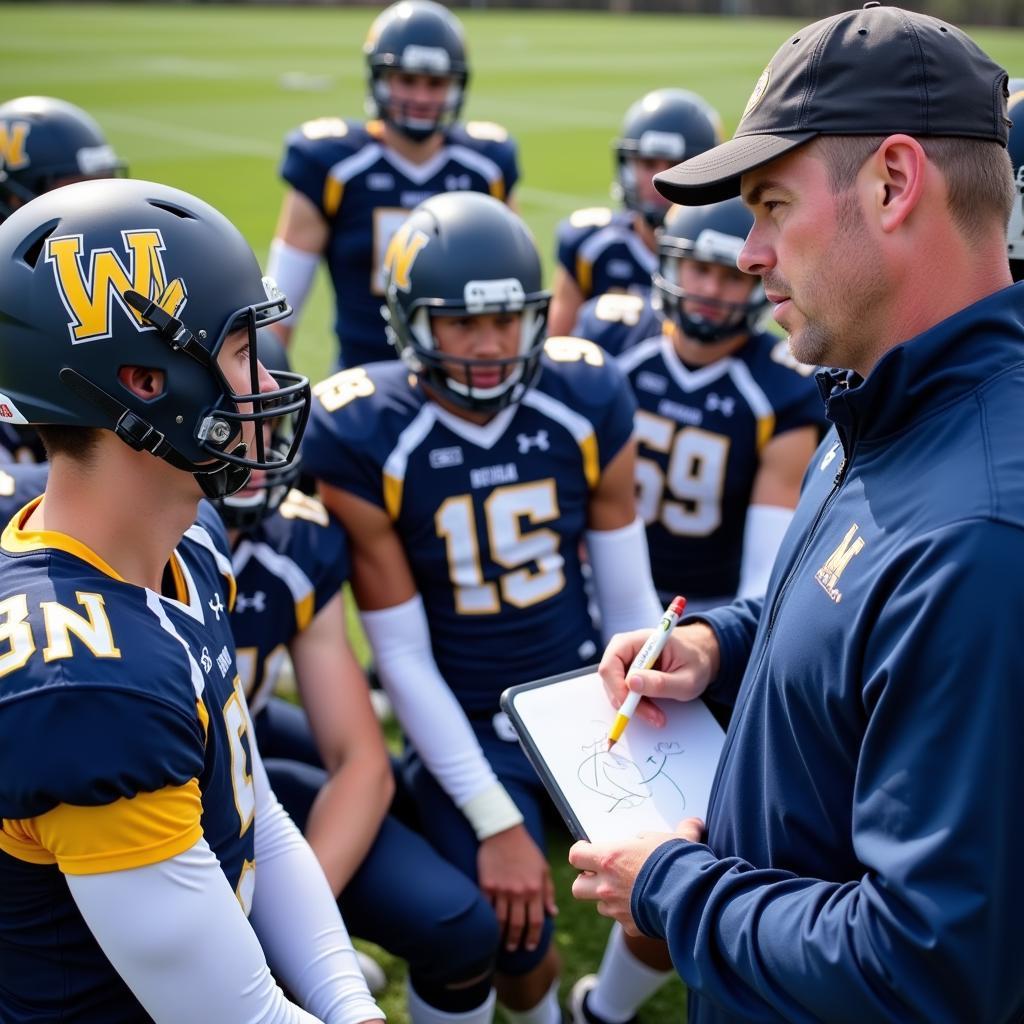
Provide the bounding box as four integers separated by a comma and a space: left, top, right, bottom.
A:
613, 89, 721, 227
0, 178, 310, 498
0, 96, 126, 222
216, 331, 304, 530
1007, 78, 1024, 281
653, 197, 768, 344
383, 191, 549, 413
364, 0, 469, 142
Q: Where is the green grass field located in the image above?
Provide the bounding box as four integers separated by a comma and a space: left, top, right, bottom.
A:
5, 4, 1024, 1020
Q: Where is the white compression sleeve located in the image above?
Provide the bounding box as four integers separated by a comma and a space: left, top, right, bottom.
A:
66, 839, 328, 1024
266, 239, 319, 328
361, 595, 523, 840
736, 504, 794, 600
248, 748, 384, 1024
585, 517, 665, 640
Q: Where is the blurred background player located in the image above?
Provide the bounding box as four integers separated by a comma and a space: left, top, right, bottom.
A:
0, 177, 382, 1023
546, 88, 720, 337
566, 199, 824, 1024
214, 334, 503, 1024
0, 95, 126, 465
268, 0, 520, 370
574, 197, 825, 612
301, 192, 663, 1024
1007, 78, 1024, 281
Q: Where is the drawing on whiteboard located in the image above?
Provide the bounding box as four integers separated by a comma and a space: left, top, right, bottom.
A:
577, 729, 687, 815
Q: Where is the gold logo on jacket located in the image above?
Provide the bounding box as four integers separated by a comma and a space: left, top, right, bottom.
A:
44, 229, 186, 344
815, 524, 865, 604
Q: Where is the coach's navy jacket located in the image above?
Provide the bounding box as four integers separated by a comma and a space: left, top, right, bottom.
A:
632, 283, 1024, 1023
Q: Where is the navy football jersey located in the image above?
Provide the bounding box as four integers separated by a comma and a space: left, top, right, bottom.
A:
617, 330, 825, 601
555, 207, 655, 303
230, 489, 349, 715
281, 117, 520, 369
302, 338, 636, 714
0, 462, 49, 524
0, 501, 253, 1023
0, 423, 47, 465
572, 291, 662, 357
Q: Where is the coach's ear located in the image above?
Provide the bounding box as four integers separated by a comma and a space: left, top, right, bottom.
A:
868, 134, 927, 234
118, 365, 166, 400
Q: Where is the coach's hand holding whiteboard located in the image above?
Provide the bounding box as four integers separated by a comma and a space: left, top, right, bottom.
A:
501, 610, 725, 843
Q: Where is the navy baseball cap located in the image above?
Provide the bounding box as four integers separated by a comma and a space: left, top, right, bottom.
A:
655, 3, 1010, 206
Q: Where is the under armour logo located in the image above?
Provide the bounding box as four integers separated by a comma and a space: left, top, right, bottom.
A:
704, 393, 735, 416
235, 591, 267, 614
208, 593, 224, 620
199, 646, 213, 673
516, 430, 550, 454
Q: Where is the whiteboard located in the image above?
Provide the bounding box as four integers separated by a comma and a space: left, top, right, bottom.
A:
501, 669, 726, 842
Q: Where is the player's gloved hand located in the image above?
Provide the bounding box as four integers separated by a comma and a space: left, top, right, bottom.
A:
598, 622, 721, 727
477, 823, 558, 953
568, 817, 705, 935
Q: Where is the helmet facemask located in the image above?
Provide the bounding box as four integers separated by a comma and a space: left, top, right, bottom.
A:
369, 63, 466, 142
388, 277, 549, 413
653, 229, 767, 346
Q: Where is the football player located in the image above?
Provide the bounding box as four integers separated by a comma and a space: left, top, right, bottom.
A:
216, 335, 502, 1024
547, 88, 720, 337
268, 0, 520, 370
301, 192, 664, 1024
0, 177, 382, 1024
566, 198, 824, 1024
0, 95, 127, 464
1007, 78, 1024, 282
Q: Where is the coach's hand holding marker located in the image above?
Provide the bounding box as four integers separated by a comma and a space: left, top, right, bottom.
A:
606, 595, 687, 749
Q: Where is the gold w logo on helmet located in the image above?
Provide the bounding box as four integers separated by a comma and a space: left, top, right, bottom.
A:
383, 222, 430, 293
45, 229, 187, 343
0, 119, 31, 171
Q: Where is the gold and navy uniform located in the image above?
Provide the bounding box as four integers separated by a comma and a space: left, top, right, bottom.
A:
0, 501, 251, 1023
230, 489, 349, 715
616, 325, 825, 602
301, 339, 636, 713
555, 207, 655, 306
0, 462, 48, 523
572, 291, 662, 358
280, 117, 519, 369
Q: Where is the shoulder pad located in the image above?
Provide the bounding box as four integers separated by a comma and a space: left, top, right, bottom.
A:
464, 120, 509, 143
569, 207, 614, 230
769, 337, 817, 377
300, 116, 350, 141
592, 292, 647, 326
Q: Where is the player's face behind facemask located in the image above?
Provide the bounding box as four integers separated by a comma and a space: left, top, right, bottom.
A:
378, 69, 460, 142
654, 196, 770, 347
215, 330, 304, 531
383, 191, 550, 416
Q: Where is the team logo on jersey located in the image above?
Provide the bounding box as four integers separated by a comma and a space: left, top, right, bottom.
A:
704, 393, 735, 416
0, 119, 30, 171
208, 593, 224, 621
235, 591, 267, 614
383, 222, 430, 293
815, 524, 865, 604
45, 229, 187, 344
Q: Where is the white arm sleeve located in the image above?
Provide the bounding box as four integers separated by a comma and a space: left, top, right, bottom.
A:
66, 839, 329, 1024
736, 504, 794, 600
248, 748, 384, 1024
361, 595, 524, 840
266, 239, 319, 328
585, 516, 665, 641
